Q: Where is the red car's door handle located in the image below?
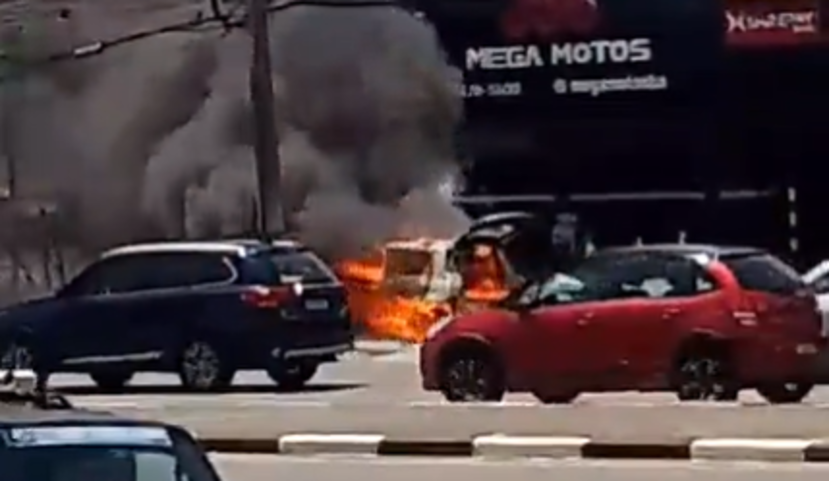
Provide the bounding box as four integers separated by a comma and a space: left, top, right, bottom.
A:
576, 312, 595, 326
663, 307, 682, 318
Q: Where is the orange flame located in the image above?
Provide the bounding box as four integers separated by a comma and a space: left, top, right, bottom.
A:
336, 241, 510, 343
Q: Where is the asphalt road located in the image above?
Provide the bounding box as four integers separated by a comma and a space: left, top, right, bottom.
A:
211, 455, 829, 481
40, 345, 829, 441
55, 345, 829, 409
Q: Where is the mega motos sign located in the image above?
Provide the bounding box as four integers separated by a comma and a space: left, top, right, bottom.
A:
421, 0, 722, 105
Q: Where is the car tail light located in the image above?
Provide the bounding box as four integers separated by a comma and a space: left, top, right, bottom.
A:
241, 286, 294, 308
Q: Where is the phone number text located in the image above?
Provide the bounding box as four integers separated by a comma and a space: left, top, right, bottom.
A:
459, 82, 523, 98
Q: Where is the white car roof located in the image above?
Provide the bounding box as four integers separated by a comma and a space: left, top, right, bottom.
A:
101, 242, 249, 259
804, 260, 829, 284
385, 238, 455, 252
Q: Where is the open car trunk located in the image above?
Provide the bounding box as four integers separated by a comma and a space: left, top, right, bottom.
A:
450, 211, 558, 287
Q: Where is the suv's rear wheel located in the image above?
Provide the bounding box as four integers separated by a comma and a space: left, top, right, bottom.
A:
0, 339, 51, 388
178, 340, 235, 391
440, 345, 505, 402
673, 347, 739, 401
0, 341, 34, 370
267, 361, 318, 390
756, 382, 813, 404
90, 371, 133, 392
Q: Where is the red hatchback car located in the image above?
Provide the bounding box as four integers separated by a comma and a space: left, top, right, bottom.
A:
420, 244, 824, 404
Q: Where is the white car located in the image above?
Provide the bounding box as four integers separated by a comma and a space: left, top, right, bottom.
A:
803, 261, 829, 380
803, 260, 829, 337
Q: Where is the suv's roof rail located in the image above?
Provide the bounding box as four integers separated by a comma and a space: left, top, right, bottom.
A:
0, 370, 73, 410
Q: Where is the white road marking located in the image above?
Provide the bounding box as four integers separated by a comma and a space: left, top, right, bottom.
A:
279, 434, 385, 455
473, 435, 590, 459
690, 438, 818, 462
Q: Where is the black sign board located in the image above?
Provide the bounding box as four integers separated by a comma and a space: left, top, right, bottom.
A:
418, 0, 723, 111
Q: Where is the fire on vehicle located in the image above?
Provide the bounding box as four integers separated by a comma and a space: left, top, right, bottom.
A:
335, 212, 573, 342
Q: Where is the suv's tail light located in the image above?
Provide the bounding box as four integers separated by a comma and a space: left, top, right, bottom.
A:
241, 286, 294, 308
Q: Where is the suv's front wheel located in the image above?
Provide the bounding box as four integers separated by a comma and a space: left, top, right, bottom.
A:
757, 382, 813, 404
267, 361, 318, 390
178, 340, 235, 391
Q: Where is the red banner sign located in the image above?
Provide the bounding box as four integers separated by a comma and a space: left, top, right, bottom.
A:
726, 0, 823, 46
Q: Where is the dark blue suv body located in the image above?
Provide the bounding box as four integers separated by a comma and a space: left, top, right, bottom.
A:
0, 240, 353, 391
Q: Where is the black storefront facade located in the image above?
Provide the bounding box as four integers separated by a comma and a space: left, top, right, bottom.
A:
417, 0, 829, 266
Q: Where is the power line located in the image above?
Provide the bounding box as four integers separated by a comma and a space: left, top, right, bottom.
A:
0, 0, 401, 76
0, 0, 404, 236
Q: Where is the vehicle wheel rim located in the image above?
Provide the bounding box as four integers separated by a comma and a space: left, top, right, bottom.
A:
1, 344, 33, 370
781, 382, 803, 393
284, 363, 302, 376
182, 342, 220, 388
445, 357, 490, 401
679, 356, 724, 400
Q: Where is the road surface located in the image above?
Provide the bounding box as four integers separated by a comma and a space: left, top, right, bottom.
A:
43, 346, 829, 441
55, 345, 829, 409
211, 454, 829, 481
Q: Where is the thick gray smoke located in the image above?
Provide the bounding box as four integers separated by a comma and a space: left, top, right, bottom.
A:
0, 0, 469, 263
268, 2, 470, 257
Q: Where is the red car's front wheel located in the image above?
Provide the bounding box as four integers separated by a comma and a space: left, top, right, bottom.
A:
439, 347, 505, 403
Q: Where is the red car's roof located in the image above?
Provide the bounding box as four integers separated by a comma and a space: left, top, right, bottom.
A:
598, 244, 764, 260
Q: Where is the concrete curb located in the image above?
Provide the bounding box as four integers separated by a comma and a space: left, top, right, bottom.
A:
352, 340, 409, 356
197, 434, 829, 462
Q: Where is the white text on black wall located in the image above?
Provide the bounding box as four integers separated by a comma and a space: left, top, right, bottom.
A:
465, 39, 653, 71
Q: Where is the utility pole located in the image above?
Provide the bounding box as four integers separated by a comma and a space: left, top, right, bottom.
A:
0, 37, 18, 201
248, 0, 283, 236
0, 29, 22, 293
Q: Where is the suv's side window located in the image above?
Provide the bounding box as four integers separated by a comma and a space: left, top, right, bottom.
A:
65, 253, 235, 296
62, 256, 151, 296
146, 253, 235, 290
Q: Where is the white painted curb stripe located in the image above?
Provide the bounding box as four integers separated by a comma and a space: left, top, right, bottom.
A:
278, 434, 385, 455
473, 435, 590, 459
690, 438, 816, 462
254, 434, 825, 462
353, 340, 406, 355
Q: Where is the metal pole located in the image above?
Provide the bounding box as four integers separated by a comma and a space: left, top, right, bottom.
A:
248, 0, 283, 237
2, 82, 16, 200
0, 58, 15, 200
0, 39, 20, 293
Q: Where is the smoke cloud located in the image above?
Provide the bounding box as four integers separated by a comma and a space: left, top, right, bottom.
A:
0, 0, 469, 263
269, 1, 469, 257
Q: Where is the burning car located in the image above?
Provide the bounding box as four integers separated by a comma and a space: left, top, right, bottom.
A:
335, 212, 565, 342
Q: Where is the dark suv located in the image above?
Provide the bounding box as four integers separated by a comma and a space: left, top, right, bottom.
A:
0, 240, 353, 391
